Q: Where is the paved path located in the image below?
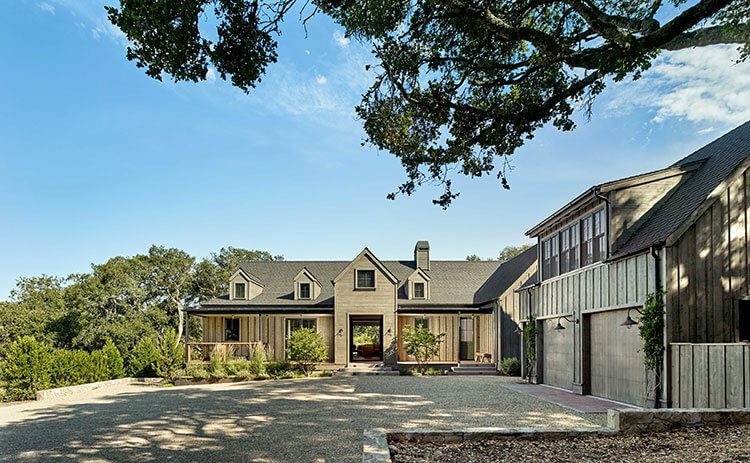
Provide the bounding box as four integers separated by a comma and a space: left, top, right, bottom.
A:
0, 376, 604, 463
501, 382, 638, 413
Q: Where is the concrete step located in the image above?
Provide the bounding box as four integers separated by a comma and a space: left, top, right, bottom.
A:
448, 365, 499, 376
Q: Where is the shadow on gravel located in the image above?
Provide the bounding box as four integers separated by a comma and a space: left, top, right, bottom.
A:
0, 376, 601, 463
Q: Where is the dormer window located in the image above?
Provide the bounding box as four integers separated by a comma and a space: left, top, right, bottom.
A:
356, 269, 376, 289
234, 282, 246, 300
299, 282, 311, 299
413, 282, 425, 299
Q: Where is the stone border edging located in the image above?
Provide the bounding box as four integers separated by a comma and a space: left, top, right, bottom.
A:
609, 408, 750, 433
363, 427, 610, 463
36, 377, 161, 401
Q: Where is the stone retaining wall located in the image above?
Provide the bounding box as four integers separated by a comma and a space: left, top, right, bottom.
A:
36, 377, 161, 401
609, 408, 750, 433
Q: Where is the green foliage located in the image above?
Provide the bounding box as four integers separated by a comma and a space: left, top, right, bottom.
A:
182, 363, 211, 380
352, 325, 380, 346
423, 367, 444, 376
127, 337, 159, 377
266, 360, 301, 379
499, 357, 521, 376
403, 326, 445, 374
154, 329, 184, 381
0, 336, 52, 401
286, 328, 328, 376
101, 339, 124, 379
106, 0, 749, 207
523, 314, 537, 382
640, 290, 665, 371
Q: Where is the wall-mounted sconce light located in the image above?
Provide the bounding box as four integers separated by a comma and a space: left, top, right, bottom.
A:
337, 328, 344, 336
386, 328, 392, 336
620, 308, 642, 327
553, 315, 575, 331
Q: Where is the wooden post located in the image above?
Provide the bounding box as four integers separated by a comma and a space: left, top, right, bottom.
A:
184, 311, 190, 365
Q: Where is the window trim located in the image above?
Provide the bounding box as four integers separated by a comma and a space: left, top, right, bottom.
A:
233, 282, 247, 300
355, 269, 376, 290
412, 281, 426, 299
415, 317, 430, 330
540, 205, 607, 281
298, 282, 312, 300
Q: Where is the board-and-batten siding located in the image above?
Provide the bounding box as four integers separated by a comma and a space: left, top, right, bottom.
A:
260, 315, 335, 361
667, 169, 750, 343
671, 343, 750, 408
521, 254, 655, 320
396, 314, 492, 363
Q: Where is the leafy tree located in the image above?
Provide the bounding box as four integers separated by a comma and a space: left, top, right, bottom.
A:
0, 336, 52, 401
465, 254, 482, 262
286, 328, 328, 376
402, 326, 445, 374
497, 244, 532, 262
107, 0, 750, 207
154, 329, 184, 381
127, 337, 160, 377
101, 339, 125, 379
193, 246, 283, 299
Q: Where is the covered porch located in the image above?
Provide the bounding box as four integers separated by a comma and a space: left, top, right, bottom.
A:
396, 309, 497, 366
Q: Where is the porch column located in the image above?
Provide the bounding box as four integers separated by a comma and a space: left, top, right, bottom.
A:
184, 311, 190, 365
457, 311, 461, 366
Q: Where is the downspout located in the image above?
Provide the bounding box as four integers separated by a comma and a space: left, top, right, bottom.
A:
593, 186, 611, 259
650, 245, 663, 409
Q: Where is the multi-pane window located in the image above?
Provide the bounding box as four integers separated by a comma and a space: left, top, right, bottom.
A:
542, 234, 559, 279
356, 269, 376, 288
299, 282, 311, 299
542, 208, 605, 281
593, 209, 607, 263
286, 318, 317, 338
224, 318, 240, 341
413, 282, 426, 298
415, 317, 430, 330
234, 282, 246, 299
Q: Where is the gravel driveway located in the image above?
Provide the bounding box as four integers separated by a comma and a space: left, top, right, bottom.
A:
0, 376, 603, 463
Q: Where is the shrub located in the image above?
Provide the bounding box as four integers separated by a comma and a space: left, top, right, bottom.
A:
266, 360, 300, 379
101, 339, 124, 379
499, 357, 521, 376
182, 363, 210, 380
424, 367, 444, 376
154, 329, 184, 381
225, 359, 252, 376
235, 369, 255, 380
127, 337, 159, 377
0, 336, 52, 401
285, 328, 328, 376
402, 326, 445, 374
49, 349, 95, 387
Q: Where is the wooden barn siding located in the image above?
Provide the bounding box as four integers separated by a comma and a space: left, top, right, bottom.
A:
521, 254, 653, 321
589, 309, 646, 405
397, 314, 492, 363
542, 318, 573, 389
668, 170, 750, 343
671, 343, 750, 408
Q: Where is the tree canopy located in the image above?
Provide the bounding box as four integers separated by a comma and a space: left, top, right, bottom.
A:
466, 244, 532, 261
107, 0, 749, 206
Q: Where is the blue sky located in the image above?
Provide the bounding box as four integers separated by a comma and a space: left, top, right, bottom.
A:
1, 1, 749, 299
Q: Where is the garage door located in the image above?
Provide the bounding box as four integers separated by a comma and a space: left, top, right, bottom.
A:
542, 318, 572, 390
589, 309, 645, 405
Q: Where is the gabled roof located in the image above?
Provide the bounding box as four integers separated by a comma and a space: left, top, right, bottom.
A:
196, 245, 538, 310
612, 120, 750, 258
230, 268, 264, 287
294, 267, 321, 286
332, 247, 399, 284
406, 267, 431, 281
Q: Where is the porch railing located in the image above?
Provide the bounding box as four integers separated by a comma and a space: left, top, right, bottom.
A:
187, 342, 264, 363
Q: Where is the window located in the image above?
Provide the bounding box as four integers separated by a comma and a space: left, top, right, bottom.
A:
224, 318, 240, 341
234, 282, 246, 299
356, 269, 375, 289
560, 224, 580, 274
593, 209, 607, 263
299, 282, 311, 299
542, 234, 559, 279
413, 282, 426, 299
581, 215, 594, 267
415, 317, 430, 330
286, 318, 317, 338
739, 300, 750, 342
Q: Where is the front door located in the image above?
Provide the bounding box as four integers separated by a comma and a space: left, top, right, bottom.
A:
459, 317, 475, 361
350, 315, 383, 362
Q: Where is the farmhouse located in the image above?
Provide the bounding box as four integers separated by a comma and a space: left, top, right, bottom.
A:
189, 242, 536, 371
519, 121, 750, 407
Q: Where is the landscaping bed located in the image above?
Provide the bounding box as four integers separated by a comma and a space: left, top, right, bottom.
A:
390, 424, 750, 463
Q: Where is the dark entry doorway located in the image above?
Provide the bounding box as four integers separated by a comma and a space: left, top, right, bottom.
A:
350, 315, 383, 362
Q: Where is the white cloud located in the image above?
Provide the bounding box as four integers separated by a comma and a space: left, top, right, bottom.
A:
605, 45, 750, 127
315, 74, 327, 85
333, 30, 350, 48
37, 2, 56, 14
42, 0, 127, 45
